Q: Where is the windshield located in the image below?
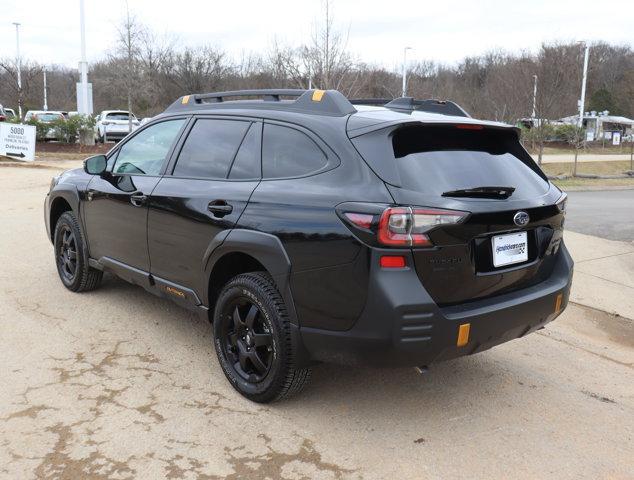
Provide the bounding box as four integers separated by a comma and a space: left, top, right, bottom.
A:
390, 125, 549, 199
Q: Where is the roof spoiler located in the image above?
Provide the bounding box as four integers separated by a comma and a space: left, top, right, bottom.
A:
165, 89, 357, 117
350, 97, 470, 118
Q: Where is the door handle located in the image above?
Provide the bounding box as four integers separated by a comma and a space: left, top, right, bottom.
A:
130, 192, 147, 207
207, 200, 233, 217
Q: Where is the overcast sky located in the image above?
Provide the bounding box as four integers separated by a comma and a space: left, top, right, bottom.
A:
2, 0, 632, 70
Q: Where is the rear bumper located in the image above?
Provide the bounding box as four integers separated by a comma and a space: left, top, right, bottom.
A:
300, 244, 573, 367
102, 131, 129, 140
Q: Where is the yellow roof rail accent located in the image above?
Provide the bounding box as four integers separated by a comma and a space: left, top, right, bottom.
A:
312, 90, 325, 102
181, 95, 190, 105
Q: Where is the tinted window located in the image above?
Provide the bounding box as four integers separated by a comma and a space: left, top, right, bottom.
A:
262, 124, 327, 178
113, 119, 185, 176
229, 123, 261, 179
174, 119, 250, 179
106, 112, 134, 121
390, 125, 549, 200
36, 113, 64, 122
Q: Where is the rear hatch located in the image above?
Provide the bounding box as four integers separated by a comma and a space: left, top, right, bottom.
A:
350, 121, 565, 306
105, 112, 139, 131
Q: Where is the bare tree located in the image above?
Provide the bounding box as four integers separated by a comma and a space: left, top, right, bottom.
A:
113, 3, 145, 132
0, 59, 42, 114
301, 0, 355, 92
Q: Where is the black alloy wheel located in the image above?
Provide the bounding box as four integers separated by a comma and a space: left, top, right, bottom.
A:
53, 211, 103, 292
213, 272, 311, 403
219, 297, 274, 383
57, 225, 78, 282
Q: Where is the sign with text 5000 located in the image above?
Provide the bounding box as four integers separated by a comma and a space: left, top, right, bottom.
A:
0, 123, 36, 161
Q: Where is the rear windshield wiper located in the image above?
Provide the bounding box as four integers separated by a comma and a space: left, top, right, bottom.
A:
442, 186, 515, 199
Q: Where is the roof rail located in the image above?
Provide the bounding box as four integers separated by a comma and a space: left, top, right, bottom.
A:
164, 89, 357, 117
351, 97, 470, 118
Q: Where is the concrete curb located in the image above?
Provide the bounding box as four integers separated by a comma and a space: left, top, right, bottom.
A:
547, 172, 634, 180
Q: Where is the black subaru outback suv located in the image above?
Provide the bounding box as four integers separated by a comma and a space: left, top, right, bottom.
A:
45, 89, 573, 402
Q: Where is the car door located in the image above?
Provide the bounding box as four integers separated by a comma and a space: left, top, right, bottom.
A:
147, 117, 262, 301
83, 118, 188, 273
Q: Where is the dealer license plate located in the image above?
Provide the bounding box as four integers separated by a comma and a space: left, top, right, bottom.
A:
492, 231, 528, 267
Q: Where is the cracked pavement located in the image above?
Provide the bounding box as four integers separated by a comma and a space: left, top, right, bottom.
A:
0, 166, 633, 479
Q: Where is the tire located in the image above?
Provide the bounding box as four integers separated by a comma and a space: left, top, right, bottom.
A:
213, 272, 311, 403
53, 211, 103, 292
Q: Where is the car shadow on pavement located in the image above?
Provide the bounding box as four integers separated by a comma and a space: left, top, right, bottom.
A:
96, 272, 521, 412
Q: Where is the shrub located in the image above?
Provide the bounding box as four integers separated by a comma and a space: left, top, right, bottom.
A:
51, 115, 96, 144
25, 118, 51, 141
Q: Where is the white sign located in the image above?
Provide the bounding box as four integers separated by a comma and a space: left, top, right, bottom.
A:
586, 131, 595, 142
0, 123, 36, 161
612, 132, 621, 145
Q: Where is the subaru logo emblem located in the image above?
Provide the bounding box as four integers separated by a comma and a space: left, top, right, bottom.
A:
513, 211, 530, 226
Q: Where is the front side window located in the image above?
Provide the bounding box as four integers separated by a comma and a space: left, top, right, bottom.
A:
173, 119, 250, 179
262, 124, 328, 179
113, 119, 185, 176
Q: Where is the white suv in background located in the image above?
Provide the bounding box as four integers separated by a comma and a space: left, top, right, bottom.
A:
95, 110, 140, 142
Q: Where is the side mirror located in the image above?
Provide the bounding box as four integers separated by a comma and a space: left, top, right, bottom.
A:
84, 155, 107, 175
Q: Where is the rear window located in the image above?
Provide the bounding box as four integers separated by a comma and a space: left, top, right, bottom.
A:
106, 112, 133, 120
389, 125, 548, 199
37, 113, 63, 122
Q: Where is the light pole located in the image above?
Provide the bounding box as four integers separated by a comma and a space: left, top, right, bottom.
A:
43, 69, 48, 111
12, 22, 22, 119
531, 75, 538, 121
578, 42, 590, 129
78, 0, 90, 115
402, 47, 412, 97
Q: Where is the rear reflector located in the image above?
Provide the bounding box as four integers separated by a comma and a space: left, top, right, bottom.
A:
380, 255, 406, 268
457, 323, 470, 347
555, 293, 563, 314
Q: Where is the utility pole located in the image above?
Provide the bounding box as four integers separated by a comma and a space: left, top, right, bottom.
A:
125, 3, 133, 134
402, 47, 412, 97
12, 22, 22, 119
43, 70, 48, 111
531, 74, 538, 122
578, 43, 590, 128
78, 0, 90, 115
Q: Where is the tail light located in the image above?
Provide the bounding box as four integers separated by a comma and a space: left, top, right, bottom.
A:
0, 115, 5, 122
343, 206, 468, 247
556, 193, 567, 214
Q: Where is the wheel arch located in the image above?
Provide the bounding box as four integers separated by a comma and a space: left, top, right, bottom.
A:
204, 230, 298, 325
48, 189, 81, 242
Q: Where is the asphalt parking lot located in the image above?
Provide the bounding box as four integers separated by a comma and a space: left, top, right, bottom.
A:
565, 189, 634, 241
1, 165, 633, 479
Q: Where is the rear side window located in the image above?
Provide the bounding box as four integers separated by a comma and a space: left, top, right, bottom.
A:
229, 123, 261, 180
174, 119, 250, 179
383, 125, 548, 199
262, 124, 327, 178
